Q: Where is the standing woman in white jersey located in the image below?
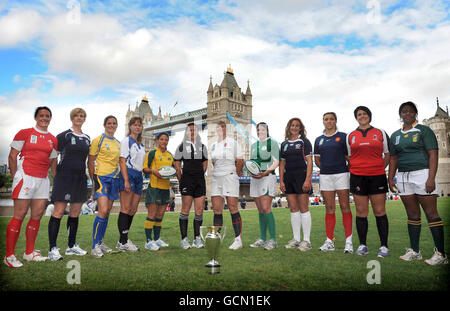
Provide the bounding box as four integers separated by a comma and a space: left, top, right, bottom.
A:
210, 121, 244, 250
279, 117, 313, 251
4, 106, 58, 268
48, 108, 90, 261
116, 117, 146, 252
314, 112, 353, 253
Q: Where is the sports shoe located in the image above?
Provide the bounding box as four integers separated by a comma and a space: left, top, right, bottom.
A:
116, 240, 140, 252
298, 240, 312, 252
285, 239, 300, 249
264, 239, 278, 251
377, 246, 389, 258
399, 248, 422, 261
4, 255, 23, 268
424, 248, 448, 265
180, 237, 191, 249
91, 244, 104, 258
65, 243, 88, 256
344, 241, 354, 254
145, 240, 160, 251
23, 250, 48, 262
356, 244, 369, 256
155, 239, 169, 247
319, 239, 335, 252
250, 238, 266, 248
192, 236, 204, 249
99, 242, 112, 254
229, 236, 243, 250
48, 247, 63, 261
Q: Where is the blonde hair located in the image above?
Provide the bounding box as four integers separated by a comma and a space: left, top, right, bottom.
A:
70, 108, 87, 121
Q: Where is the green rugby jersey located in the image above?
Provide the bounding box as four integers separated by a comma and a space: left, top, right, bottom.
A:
390, 123, 438, 172
250, 137, 280, 173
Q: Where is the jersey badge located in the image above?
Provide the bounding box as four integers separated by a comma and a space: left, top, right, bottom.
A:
105, 143, 110, 150
373, 134, 378, 140
261, 145, 267, 151
395, 136, 400, 145
412, 134, 419, 142
404, 134, 408, 138
71, 136, 76, 145
30, 135, 37, 144
335, 137, 341, 142
319, 138, 324, 145
295, 144, 300, 149
351, 136, 356, 144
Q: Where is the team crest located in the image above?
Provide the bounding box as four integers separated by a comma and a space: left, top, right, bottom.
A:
373, 135, 377, 140
412, 134, 418, 142
319, 138, 324, 145
30, 135, 37, 144
351, 136, 356, 144
335, 137, 341, 142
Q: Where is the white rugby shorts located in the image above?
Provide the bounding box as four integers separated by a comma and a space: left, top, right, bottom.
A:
211, 173, 239, 198
250, 174, 276, 198
12, 167, 50, 200
396, 169, 438, 196
319, 172, 350, 191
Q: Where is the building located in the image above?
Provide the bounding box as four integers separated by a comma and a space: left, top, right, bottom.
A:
422, 98, 450, 196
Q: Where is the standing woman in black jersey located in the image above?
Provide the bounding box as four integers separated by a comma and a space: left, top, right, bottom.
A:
48, 108, 90, 261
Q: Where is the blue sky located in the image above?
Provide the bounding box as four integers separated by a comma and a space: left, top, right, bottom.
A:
1, 0, 449, 163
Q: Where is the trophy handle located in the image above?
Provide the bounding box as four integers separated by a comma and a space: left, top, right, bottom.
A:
199, 226, 207, 243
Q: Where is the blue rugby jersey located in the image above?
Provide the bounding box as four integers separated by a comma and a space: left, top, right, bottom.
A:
56, 128, 90, 173
313, 131, 349, 175
280, 136, 312, 172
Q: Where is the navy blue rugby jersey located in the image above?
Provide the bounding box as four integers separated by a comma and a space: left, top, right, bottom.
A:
56, 129, 91, 173
280, 137, 313, 171
313, 131, 348, 175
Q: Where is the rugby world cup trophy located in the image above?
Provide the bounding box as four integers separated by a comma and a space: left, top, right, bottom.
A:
200, 226, 226, 274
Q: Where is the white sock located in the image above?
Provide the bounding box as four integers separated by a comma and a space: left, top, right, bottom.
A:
345, 234, 352, 244
300, 211, 311, 243
290, 212, 301, 241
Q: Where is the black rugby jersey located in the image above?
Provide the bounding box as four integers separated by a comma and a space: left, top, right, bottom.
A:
56, 128, 90, 173
280, 137, 312, 172
174, 141, 208, 176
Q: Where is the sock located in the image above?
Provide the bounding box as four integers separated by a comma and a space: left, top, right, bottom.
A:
375, 214, 389, 248
127, 214, 134, 231
179, 213, 189, 239
145, 217, 154, 242
48, 216, 61, 250
231, 212, 242, 238
265, 212, 276, 241
407, 217, 421, 253
428, 217, 445, 256
356, 216, 368, 246
153, 218, 163, 241
259, 213, 267, 241
291, 212, 301, 241
193, 214, 203, 238
92, 216, 107, 248
300, 211, 312, 243
6, 217, 23, 257
213, 213, 223, 227
67, 216, 79, 248
342, 211, 353, 241
118, 212, 129, 244
325, 213, 336, 241
25, 219, 41, 255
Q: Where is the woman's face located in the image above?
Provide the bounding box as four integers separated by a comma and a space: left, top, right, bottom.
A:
257, 125, 268, 140
289, 120, 301, 137
35, 109, 52, 129
104, 117, 118, 135
158, 134, 169, 149
72, 112, 86, 128
216, 123, 226, 139
188, 125, 197, 141
130, 121, 143, 136
400, 105, 417, 125
323, 114, 336, 131
356, 110, 370, 127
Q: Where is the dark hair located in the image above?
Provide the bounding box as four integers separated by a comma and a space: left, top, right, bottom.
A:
284, 117, 307, 140
399, 101, 418, 116
127, 117, 143, 143
34, 106, 52, 118
156, 131, 169, 140
353, 106, 372, 122
103, 115, 117, 126
323, 112, 337, 121
183, 123, 201, 143
256, 122, 269, 137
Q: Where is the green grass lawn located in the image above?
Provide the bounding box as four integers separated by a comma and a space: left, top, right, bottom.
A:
0, 198, 449, 291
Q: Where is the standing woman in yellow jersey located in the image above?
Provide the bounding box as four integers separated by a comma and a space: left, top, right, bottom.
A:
88, 115, 121, 258
143, 132, 174, 250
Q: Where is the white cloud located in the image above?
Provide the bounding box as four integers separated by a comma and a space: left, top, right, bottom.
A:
0, 9, 44, 47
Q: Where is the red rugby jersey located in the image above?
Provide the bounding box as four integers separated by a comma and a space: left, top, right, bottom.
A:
10, 127, 58, 178
346, 127, 389, 176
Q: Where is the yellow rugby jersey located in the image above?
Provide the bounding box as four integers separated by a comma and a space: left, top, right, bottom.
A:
89, 134, 121, 178
143, 147, 174, 190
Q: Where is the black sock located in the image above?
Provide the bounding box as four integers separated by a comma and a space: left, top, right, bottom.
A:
193, 214, 203, 238
356, 216, 368, 246
67, 216, 79, 248
127, 214, 134, 231
375, 214, 389, 248
213, 213, 223, 227
407, 217, 421, 253
179, 213, 189, 239
48, 216, 61, 250
428, 217, 445, 256
118, 212, 129, 244
231, 212, 242, 238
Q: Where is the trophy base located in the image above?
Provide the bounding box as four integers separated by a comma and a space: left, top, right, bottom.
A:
205, 259, 221, 274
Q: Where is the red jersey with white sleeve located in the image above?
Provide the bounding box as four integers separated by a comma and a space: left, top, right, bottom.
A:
346, 127, 389, 176
10, 127, 58, 178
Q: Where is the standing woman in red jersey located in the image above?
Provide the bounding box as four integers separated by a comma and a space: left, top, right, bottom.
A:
346, 106, 390, 258
4, 107, 58, 268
